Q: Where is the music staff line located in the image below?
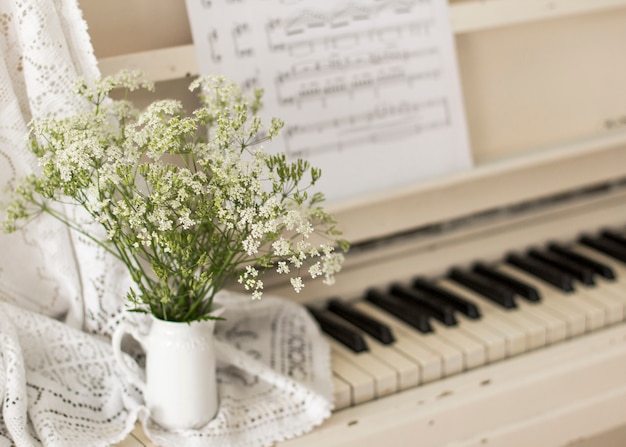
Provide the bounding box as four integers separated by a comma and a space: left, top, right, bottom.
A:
267, 19, 433, 56
268, 0, 432, 37
275, 47, 439, 84
276, 67, 442, 107
283, 97, 450, 157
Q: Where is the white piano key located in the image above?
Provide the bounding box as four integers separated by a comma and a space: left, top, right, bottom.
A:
578, 283, 624, 325
454, 317, 507, 363
590, 282, 626, 320
355, 301, 464, 377
464, 268, 568, 345
465, 312, 526, 357
571, 243, 626, 292
438, 279, 546, 352
522, 256, 610, 330
332, 374, 352, 410
329, 339, 398, 398
497, 264, 588, 337
331, 353, 376, 406
567, 244, 626, 319
429, 320, 487, 370
514, 298, 568, 344
352, 302, 443, 383
547, 284, 606, 331
417, 333, 464, 376
362, 336, 421, 391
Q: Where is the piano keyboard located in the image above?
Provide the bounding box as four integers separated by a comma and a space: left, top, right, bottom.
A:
308, 231, 626, 411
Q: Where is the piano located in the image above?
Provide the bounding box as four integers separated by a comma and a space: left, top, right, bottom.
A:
88, 1, 626, 445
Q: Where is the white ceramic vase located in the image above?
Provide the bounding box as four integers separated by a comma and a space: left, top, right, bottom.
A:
112, 305, 223, 430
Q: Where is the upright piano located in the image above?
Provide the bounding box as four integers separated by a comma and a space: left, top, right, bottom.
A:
88, 1, 626, 445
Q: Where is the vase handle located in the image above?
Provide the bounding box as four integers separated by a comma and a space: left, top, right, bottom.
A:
112, 319, 147, 393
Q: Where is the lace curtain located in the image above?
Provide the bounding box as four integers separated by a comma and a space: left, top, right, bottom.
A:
0, 1, 333, 446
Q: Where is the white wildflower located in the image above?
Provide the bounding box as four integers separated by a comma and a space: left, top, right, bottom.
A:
290, 277, 304, 293
272, 238, 291, 257
276, 261, 290, 274
308, 262, 322, 279
6, 70, 347, 323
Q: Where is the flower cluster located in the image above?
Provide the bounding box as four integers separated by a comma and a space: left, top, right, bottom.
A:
3, 71, 348, 322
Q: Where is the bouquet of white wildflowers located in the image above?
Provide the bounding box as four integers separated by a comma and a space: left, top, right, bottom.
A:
2, 71, 348, 323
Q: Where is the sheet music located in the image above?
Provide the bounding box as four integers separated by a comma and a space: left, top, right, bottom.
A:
185, 0, 473, 202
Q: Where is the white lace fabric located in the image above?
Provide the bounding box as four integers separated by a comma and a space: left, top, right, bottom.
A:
0, 1, 334, 445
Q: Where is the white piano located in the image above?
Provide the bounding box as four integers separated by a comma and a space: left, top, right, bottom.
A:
91, 1, 626, 445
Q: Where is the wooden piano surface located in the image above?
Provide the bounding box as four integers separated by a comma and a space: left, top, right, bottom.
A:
86, 1, 626, 445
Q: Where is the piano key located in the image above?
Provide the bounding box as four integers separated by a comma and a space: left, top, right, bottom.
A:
506, 254, 576, 292
399, 278, 507, 363
448, 268, 517, 309
416, 280, 527, 356
571, 243, 626, 279
332, 329, 421, 392
580, 235, 626, 263
538, 247, 623, 325
412, 278, 481, 319
440, 278, 546, 350
522, 250, 615, 328
548, 242, 616, 280
472, 265, 568, 344
365, 289, 433, 333
307, 307, 368, 353
528, 249, 595, 286
327, 298, 395, 345
418, 279, 527, 356
566, 244, 626, 316
329, 339, 398, 399
450, 316, 507, 363
331, 375, 352, 411
330, 354, 376, 406
395, 279, 507, 363
579, 284, 625, 325
601, 229, 626, 247
506, 257, 608, 331
351, 302, 443, 384
359, 335, 421, 390
427, 319, 487, 369
495, 264, 589, 336
355, 301, 464, 377
389, 284, 457, 326
472, 262, 541, 302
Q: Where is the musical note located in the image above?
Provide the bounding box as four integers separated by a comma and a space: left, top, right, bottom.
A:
274, 46, 441, 107
232, 23, 255, 58
185, 0, 472, 201
207, 29, 221, 63
282, 98, 450, 157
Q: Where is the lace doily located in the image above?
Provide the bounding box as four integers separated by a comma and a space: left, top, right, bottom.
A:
0, 0, 334, 446
1, 294, 333, 447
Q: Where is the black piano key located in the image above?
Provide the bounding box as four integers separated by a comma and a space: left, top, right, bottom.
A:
389, 284, 458, 326
506, 254, 576, 292
365, 289, 433, 333
528, 249, 595, 286
306, 306, 368, 353
547, 243, 616, 280
472, 263, 541, 302
327, 298, 395, 345
448, 268, 517, 309
411, 278, 481, 319
580, 235, 626, 264
601, 229, 626, 248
